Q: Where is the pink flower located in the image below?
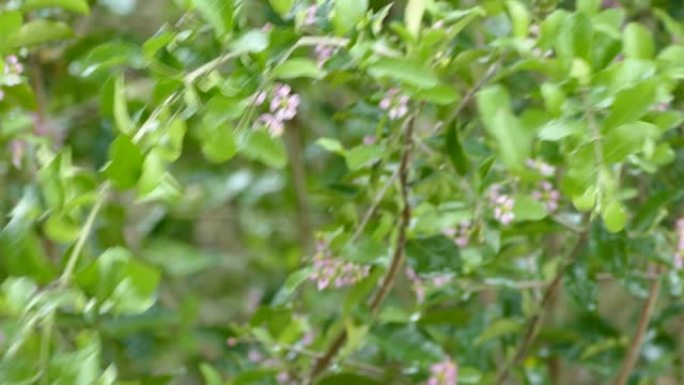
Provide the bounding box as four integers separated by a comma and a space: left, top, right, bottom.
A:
532, 181, 561, 212
426, 358, 458, 385
363, 135, 376, 145
309, 244, 370, 290
247, 349, 263, 362
314, 44, 334, 67
226, 337, 238, 347
253, 90, 267, 106
526, 158, 555, 177
304, 5, 318, 26
3, 55, 23, 76
261, 22, 274, 33
674, 219, 684, 270
431, 274, 451, 288
494, 195, 515, 225
379, 88, 409, 120
270, 83, 300, 121
443, 221, 471, 247
258, 113, 285, 137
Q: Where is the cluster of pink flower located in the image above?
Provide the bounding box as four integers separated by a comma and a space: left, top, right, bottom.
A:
489, 184, 515, 225
254, 83, 300, 137
426, 358, 458, 385
442, 221, 471, 248
405, 267, 452, 303
532, 181, 561, 212
379, 88, 409, 120
3, 55, 23, 76
309, 242, 370, 290
0, 55, 24, 102
526, 158, 555, 177
674, 219, 684, 270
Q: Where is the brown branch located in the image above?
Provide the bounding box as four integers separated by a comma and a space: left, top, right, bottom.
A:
496, 231, 588, 385
309, 115, 415, 381
613, 265, 663, 385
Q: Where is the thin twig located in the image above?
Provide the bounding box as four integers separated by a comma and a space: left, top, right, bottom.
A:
348, 168, 400, 244
496, 231, 588, 385
613, 265, 663, 385
309, 114, 416, 381
434, 55, 505, 135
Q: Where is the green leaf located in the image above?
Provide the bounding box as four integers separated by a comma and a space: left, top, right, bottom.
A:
368, 57, 439, 89
113, 75, 134, 135
138, 150, 182, 203
405, 0, 427, 38
230, 29, 269, 54
22, 0, 90, 14
555, 13, 592, 63
445, 123, 469, 175
201, 123, 237, 163
475, 318, 523, 345
44, 213, 80, 243
318, 373, 381, 385
602, 80, 657, 132
476, 85, 529, 172
623, 22, 654, 60
9, 20, 72, 47
269, 0, 294, 17
273, 58, 325, 79
199, 363, 223, 385
104, 135, 144, 189
372, 325, 443, 363
506, 1, 530, 39
514, 196, 548, 221
332, 0, 368, 35
603, 122, 660, 164
345, 144, 384, 170
0, 11, 23, 51
413, 84, 460, 105
601, 200, 627, 233
240, 131, 287, 168
577, 0, 600, 15
76, 247, 161, 315
316, 138, 346, 155
192, 0, 233, 37
406, 236, 461, 274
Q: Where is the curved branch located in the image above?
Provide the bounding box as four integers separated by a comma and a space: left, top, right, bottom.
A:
613, 265, 663, 385
309, 114, 415, 381
496, 231, 588, 385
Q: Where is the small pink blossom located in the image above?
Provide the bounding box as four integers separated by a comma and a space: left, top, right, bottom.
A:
431, 274, 451, 288
526, 158, 555, 177
493, 195, 515, 225
3, 55, 23, 76
427, 358, 458, 385
443, 221, 471, 248
247, 349, 263, 362
309, 243, 370, 290
532, 181, 561, 212
253, 90, 267, 106
304, 5, 318, 26
226, 337, 238, 347
363, 135, 376, 145
261, 23, 274, 33
258, 113, 285, 137
674, 219, 684, 270
314, 44, 334, 67
379, 88, 409, 120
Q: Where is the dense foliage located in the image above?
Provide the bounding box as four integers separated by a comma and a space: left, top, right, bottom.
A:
1, 0, 684, 384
